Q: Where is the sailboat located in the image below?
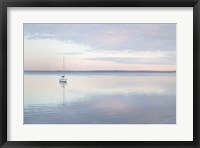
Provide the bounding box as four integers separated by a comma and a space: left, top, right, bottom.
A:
59, 56, 67, 83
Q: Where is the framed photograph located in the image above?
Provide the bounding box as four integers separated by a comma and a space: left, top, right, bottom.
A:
0, 0, 199, 147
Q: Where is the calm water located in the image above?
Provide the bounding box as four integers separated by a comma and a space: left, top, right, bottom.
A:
24, 71, 176, 124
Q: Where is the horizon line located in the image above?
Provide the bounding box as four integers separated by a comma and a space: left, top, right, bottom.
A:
24, 70, 176, 72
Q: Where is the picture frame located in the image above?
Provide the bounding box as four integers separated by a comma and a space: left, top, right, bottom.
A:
0, 0, 199, 147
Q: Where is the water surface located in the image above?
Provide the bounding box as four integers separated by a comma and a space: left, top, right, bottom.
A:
24, 71, 176, 124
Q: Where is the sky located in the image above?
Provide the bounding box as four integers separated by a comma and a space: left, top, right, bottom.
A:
24, 24, 176, 71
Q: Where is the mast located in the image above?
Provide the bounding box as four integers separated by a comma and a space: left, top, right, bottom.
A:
59, 55, 67, 83
63, 56, 65, 76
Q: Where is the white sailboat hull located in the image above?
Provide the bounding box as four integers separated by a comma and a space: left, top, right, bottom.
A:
59, 78, 67, 83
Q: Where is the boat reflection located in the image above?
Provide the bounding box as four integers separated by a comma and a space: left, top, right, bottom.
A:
59, 81, 66, 105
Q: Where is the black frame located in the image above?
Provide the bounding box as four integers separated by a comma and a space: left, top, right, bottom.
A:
0, 0, 199, 147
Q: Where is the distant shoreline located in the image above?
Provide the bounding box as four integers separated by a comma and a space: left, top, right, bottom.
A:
24, 70, 176, 73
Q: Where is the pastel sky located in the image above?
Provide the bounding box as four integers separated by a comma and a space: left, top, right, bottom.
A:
24, 24, 176, 71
